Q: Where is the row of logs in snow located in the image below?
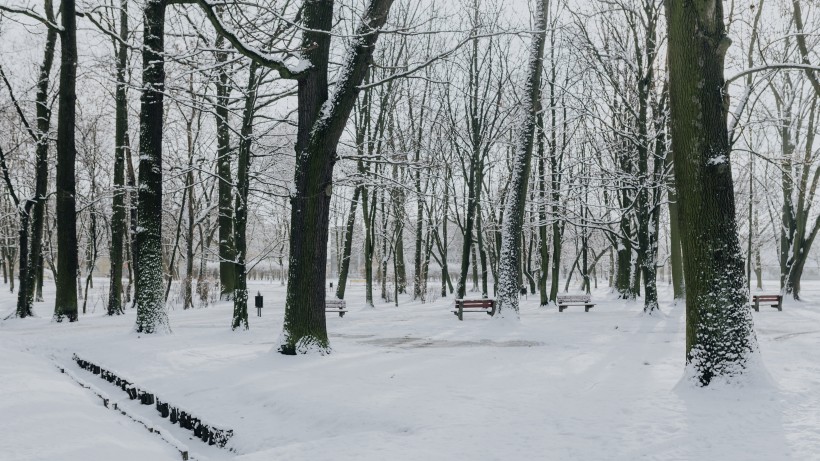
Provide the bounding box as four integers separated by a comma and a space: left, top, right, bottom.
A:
73, 354, 234, 449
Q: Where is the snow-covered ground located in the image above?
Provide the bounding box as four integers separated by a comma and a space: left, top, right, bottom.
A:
2, 279, 819, 460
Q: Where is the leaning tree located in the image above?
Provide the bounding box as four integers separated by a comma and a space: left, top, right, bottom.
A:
495, 0, 549, 319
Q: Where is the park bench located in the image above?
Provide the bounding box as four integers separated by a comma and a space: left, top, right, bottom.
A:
326, 299, 348, 317
452, 299, 496, 321
752, 294, 782, 312
557, 294, 595, 312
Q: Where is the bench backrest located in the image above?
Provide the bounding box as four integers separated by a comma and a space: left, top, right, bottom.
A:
752, 295, 781, 301
556, 294, 591, 303
325, 299, 347, 309
455, 299, 495, 308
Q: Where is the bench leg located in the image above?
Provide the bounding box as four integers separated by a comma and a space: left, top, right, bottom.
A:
339, 311, 345, 318
585, 305, 593, 312
753, 301, 759, 312
559, 305, 566, 313
458, 307, 463, 321
777, 299, 783, 311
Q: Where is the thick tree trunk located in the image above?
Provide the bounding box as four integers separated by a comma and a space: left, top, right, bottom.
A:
107, 0, 128, 316
54, 0, 79, 322
495, 0, 548, 318
665, 0, 756, 385
278, 0, 395, 354
135, 0, 170, 333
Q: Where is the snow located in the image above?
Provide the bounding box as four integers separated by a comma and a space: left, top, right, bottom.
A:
708, 155, 727, 165
2, 280, 820, 460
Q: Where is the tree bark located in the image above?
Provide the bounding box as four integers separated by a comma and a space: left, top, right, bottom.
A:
14, 0, 56, 318
278, 0, 395, 354
135, 0, 170, 333
495, 0, 548, 318
537, 112, 549, 306
335, 186, 360, 300
667, 150, 685, 300
215, 33, 236, 301
54, 0, 79, 322
664, 0, 756, 385
107, 0, 128, 316
232, 59, 261, 330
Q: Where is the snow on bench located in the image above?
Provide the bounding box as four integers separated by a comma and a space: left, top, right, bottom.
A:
326, 299, 348, 317
452, 299, 496, 321
556, 294, 595, 313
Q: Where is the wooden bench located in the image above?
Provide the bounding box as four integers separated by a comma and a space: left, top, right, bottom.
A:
325, 299, 348, 317
557, 294, 595, 312
752, 294, 782, 312
452, 299, 495, 321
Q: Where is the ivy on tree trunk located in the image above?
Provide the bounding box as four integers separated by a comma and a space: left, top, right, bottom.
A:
664, 0, 757, 385
135, 0, 170, 334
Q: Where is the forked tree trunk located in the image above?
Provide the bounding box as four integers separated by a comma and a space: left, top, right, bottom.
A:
278, 0, 395, 354
664, 0, 756, 385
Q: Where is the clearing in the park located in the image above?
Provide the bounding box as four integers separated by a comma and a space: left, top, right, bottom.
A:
1, 280, 819, 460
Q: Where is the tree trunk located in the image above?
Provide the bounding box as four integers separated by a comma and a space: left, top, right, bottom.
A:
278, 0, 395, 354
363, 185, 375, 307
15, 1, 56, 317
54, 0, 79, 322
135, 0, 170, 333
667, 150, 685, 300
215, 33, 236, 301
495, 0, 548, 318
457, 160, 478, 298
184, 165, 194, 310
665, 0, 756, 385
107, 0, 128, 316
537, 113, 549, 306
35, 254, 44, 302
335, 186, 360, 300
477, 202, 489, 297
413, 161, 424, 300
232, 59, 260, 330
